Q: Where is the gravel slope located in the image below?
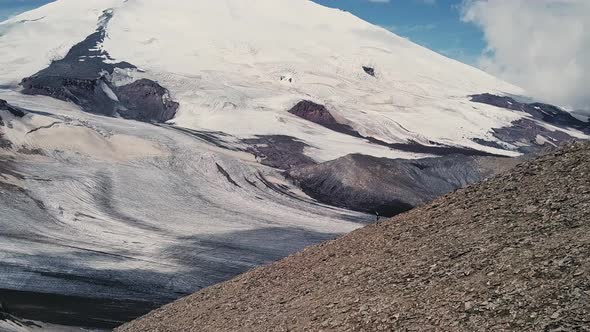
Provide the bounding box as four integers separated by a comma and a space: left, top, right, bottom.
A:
119, 142, 590, 331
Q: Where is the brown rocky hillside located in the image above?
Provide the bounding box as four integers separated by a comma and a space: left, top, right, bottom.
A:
117, 142, 590, 332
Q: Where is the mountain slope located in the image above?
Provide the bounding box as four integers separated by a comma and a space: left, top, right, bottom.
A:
118, 142, 590, 332
287, 153, 521, 217
2, 0, 587, 160
0, 0, 589, 329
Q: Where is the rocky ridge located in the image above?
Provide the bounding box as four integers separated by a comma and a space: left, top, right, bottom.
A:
118, 142, 590, 332
287, 153, 521, 217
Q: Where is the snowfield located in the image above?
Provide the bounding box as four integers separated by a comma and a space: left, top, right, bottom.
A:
0, 89, 367, 328
1, 0, 542, 160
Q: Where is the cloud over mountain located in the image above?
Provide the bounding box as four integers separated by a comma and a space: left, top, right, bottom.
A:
462, 0, 590, 114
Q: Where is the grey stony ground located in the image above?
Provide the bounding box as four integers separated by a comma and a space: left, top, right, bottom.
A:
117, 142, 590, 332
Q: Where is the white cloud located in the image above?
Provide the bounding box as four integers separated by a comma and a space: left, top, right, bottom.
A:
461, 0, 590, 113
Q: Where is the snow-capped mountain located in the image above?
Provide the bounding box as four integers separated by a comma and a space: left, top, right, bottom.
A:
0, 0, 588, 330
3, 0, 587, 158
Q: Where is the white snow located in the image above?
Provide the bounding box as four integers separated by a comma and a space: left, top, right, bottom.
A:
97, 0, 530, 157
0, 90, 369, 316
0, 0, 126, 86
1, 0, 553, 161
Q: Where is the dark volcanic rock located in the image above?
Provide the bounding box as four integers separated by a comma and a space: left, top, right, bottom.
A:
470, 93, 588, 153
22, 75, 122, 117
288, 153, 519, 217
20, 9, 133, 117
471, 93, 590, 133
116, 79, 179, 122
0, 99, 25, 118
117, 142, 590, 332
490, 118, 575, 154
20, 10, 177, 123
243, 135, 316, 170
362, 66, 375, 77
288, 101, 358, 136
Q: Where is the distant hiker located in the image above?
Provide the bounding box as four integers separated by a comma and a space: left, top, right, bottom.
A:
375, 211, 380, 222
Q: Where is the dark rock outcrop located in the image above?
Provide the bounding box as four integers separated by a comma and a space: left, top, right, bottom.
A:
117, 142, 590, 332
243, 135, 317, 170
362, 66, 375, 77
20, 10, 177, 123
484, 118, 576, 154
116, 79, 179, 122
0, 99, 25, 118
471, 93, 590, 133
288, 153, 519, 217
21, 10, 132, 117
470, 93, 588, 153
288, 100, 358, 136
22, 75, 121, 117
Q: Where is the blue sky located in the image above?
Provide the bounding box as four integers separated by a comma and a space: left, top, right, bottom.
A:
0, 0, 52, 21
313, 0, 484, 64
0, 0, 483, 65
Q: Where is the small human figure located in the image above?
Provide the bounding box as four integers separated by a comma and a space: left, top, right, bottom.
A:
375, 211, 380, 222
